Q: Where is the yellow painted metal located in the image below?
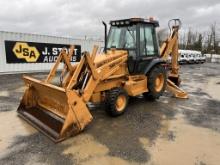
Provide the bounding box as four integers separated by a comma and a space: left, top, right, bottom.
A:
18, 76, 92, 142
115, 95, 127, 112
160, 24, 188, 98
17, 45, 132, 142
90, 92, 102, 103
155, 73, 165, 92
17, 18, 189, 142
124, 75, 148, 96
166, 79, 188, 99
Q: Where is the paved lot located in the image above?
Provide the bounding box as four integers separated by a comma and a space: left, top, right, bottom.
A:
0, 63, 220, 165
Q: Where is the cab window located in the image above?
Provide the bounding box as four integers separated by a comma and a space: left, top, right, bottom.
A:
107, 25, 136, 49
140, 25, 159, 56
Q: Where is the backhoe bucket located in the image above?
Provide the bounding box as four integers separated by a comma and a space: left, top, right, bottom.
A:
17, 76, 93, 142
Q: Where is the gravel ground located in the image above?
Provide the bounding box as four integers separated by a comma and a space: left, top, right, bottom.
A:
0, 63, 220, 165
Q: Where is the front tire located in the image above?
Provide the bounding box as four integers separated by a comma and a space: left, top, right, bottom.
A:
144, 65, 167, 100
105, 88, 129, 117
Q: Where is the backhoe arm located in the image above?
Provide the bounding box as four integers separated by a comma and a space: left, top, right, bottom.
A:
160, 19, 188, 99
160, 25, 179, 77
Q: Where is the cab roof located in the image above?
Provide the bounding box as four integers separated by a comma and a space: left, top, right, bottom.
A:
110, 17, 159, 27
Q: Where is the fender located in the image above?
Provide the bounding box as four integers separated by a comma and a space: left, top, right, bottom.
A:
144, 58, 166, 75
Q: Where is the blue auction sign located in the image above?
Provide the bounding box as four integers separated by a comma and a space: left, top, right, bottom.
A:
4, 40, 81, 63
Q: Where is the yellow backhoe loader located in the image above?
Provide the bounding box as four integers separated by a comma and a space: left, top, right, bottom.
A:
17, 18, 188, 142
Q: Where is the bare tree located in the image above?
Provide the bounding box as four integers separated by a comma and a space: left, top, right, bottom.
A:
186, 28, 193, 49
193, 33, 203, 50
210, 22, 218, 53
185, 28, 199, 50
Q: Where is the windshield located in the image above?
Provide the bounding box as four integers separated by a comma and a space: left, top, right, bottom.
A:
107, 25, 136, 49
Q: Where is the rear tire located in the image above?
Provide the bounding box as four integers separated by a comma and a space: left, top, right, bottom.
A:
105, 88, 129, 117
144, 65, 167, 100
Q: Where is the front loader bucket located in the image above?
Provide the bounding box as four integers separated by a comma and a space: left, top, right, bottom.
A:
17, 76, 93, 142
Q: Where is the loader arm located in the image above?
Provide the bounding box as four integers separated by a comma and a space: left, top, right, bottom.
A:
17, 45, 128, 142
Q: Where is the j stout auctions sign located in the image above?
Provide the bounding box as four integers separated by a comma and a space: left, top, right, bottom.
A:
5, 40, 81, 63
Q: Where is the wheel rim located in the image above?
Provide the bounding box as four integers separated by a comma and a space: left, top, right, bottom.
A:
155, 73, 164, 92
115, 95, 126, 112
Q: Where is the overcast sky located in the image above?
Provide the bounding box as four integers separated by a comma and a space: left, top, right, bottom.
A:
0, 0, 219, 39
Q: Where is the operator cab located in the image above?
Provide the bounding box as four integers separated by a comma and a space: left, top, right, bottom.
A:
106, 18, 161, 74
